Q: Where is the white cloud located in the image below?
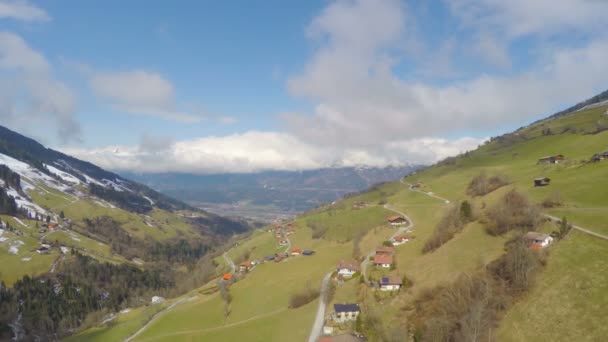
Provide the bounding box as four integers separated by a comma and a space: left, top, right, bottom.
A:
0, 31, 49, 73
87, 69, 203, 122
0, 31, 80, 142
446, 0, 608, 38
61, 131, 483, 174
285, 0, 608, 150
0, 0, 50, 22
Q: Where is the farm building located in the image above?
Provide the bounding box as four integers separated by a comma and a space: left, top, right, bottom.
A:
524, 232, 554, 248
379, 275, 403, 291
591, 151, 608, 162
239, 261, 256, 272
222, 273, 233, 281
534, 177, 551, 187
333, 304, 361, 323
374, 254, 393, 268
375, 246, 395, 256
36, 246, 51, 254
302, 250, 315, 256
392, 234, 414, 246
537, 155, 564, 164
336, 259, 360, 278
387, 215, 407, 226
291, 248, 302, 256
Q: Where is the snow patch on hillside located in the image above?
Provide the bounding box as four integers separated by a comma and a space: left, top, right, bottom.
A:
8, 240, 24, 254
45, 164, 83, 185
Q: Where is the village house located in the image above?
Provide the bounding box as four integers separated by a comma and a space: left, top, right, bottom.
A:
48, 223, 58, 230
36, 246, 51, 254
591, 151, 608, 162
318, 335, 365, 342
286, 229, 295, 235
534, 177, 551, 187
222, 273, 233, 281
239, 261, 256, 272
302, 250, 315, 256
333, 304, 361, 323
379, 275, 403, 291
374, 254, 393, 268
351, 201, 368, 210
291, 248, 302, 256
537, 154, 564, 164
524, 232, 554, 248
392, 234, 414, 246
336, 259, 360, 278
387, 215, 407, 226
375, 246, 395, 256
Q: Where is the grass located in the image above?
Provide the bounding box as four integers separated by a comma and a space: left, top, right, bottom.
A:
0, 233, 56, 286
64, 304, 167, 342
303, 205, 390, 242
497, 231, 608, 341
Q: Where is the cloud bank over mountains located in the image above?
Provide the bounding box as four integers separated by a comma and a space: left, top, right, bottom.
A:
3, 0, 608, 173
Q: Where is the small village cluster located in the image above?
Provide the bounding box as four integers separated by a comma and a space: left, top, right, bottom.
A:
321, 214, 413, 341
535, 151, 608, 187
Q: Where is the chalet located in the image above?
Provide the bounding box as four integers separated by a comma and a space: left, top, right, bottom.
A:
239, 261, 255, 272
374, 254, 393, 268
222, 273, 233, 281
36, 246, 51, 254
387, 215, 407, 226
291, 248, 302, 256
336, 259, 360, 278
537, 155, 564, 164
591, 151, 608, 162
302, 250, 315, 256
319, 335, 365, 342
375, 246, 395, 256
524, 232, 554, 248
351, 201, 368, 209
379, 275, 403, 291
333, 303, 360, 323
534, 177, 551, 187
392, 234, 414, 246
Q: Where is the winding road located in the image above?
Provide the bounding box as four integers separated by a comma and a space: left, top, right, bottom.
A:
223, 252, 236, 273
308, 200, 416, 342
124, 297, 192, 342
400, 178, 608, 241
307, 272, 333, 342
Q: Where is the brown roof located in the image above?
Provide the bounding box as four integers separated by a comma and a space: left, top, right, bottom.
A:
222, 273, 233, 280
394, 234, 414, 241
387, 215, 405, 222
380, 275, 402, 286
337, 259, 360, 272
375, 246, 395, 255
524, 232, 550, 241
374, 254, 393, 265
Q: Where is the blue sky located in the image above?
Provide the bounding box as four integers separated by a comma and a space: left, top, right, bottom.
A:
1, 0, 608, 173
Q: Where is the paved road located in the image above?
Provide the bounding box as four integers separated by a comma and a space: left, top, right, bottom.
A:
307, 272, 332, 342
400, 177, 608, 242
223, 252, 236, 273
124, 297, 191, 342
543, 214, 608, 241
400, 178, 451, 204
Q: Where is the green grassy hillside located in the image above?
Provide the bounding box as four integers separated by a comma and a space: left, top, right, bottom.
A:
65, 105, 608, 342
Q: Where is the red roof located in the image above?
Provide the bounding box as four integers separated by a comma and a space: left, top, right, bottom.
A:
337, 259, 361, 272
374, 254, 393, 265
388, 216, 405, 222
394, 234, 415, 241
528, 244, 543, 249
291, 248, 302, 254
376, 246, 395, 255
222, 273, 233, 280
240, 262, 253, 267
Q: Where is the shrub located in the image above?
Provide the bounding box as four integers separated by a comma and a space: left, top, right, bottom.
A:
423, 203, 468, 253
466, 172, 511, 197
288, 287, 320, 308
541, 192, 563, 208
486, 190, 541, 236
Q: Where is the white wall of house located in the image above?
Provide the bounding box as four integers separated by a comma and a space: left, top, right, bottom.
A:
540, 236, 554, 247
375, 263, 391, 268
337, 268, 357, 277
335, 311, 360, 323
380, 284, 401, 291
